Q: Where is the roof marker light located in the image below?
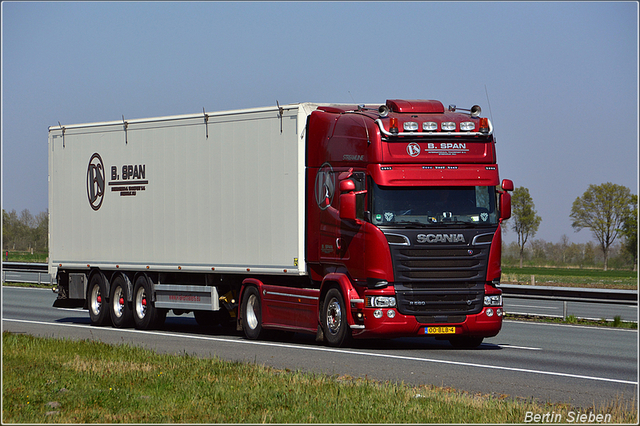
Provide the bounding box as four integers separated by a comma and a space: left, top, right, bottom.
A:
389, 117, 399, 134
479, 118, 489, 133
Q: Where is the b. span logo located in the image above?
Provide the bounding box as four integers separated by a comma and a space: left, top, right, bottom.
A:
406, 142, 421, 157
87, 153, 105, 210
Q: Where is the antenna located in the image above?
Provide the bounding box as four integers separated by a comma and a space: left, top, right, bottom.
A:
276, 100, 283, 133
348, 91, 371, 144
484, 84, 496, 140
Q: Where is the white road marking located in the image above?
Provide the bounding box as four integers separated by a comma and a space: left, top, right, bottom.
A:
497, 344, 542, 350
3, 318, 637, 386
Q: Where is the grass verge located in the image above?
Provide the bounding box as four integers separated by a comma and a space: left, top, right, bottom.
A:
502, 266, 638, 289
505, 314, 638, 329
2, 332, 637, 424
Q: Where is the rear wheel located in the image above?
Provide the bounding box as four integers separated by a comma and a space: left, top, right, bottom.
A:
88, 273, 110, 326
133, 275, 166, 330
241, 286, 264, 340
109, 275, 133, 328
322, 288, 352, 347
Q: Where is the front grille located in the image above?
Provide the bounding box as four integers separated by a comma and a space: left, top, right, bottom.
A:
394, 248, 488, 282
395, 281, 484, 316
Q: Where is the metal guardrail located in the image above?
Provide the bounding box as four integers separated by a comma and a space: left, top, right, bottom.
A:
500, 284, 637, 321
2, 263, 54, 285
500, 284, 638, 306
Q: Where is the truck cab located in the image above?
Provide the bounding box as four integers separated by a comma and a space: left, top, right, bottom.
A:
304, 99, 513, 347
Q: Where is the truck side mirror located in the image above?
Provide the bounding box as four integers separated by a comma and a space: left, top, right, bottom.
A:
501, 179, 514, 192
339, 179, 357, 220
500, 191, 511, 220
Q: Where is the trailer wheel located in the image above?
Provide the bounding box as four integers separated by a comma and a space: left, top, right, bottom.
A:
133, 275, 166, 330
448, 336, 484, 349
109, 275, 133, 328
88, 273, 110, 326
322, 288, 352, 347
241, 286, 264, 340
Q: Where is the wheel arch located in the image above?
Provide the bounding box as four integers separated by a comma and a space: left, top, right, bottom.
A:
237, 278, 265, 331
319, 273, 358, 327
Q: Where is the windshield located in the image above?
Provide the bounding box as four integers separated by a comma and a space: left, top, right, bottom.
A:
371, 183, 498, 226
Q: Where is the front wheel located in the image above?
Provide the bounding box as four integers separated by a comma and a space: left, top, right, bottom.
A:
241, 286, 264, 340
322, 288, 352, 347
88, 272, 110, 326
132, 275, 166, 330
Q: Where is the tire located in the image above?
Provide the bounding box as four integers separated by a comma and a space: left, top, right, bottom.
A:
241, 286, 264, 340
448, 336, 484, 349
132, 275, 166, 330
88, 272, 110, 326
109, 275, 133, 328
322, 288, 352, 347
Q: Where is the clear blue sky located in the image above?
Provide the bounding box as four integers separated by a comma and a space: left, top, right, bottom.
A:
2, 1, 638, 245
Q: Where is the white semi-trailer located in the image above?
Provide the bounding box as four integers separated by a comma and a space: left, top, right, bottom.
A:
49, 104, 314, 329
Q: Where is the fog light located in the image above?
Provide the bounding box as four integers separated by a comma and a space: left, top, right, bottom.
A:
496, 308, 503, 317
486, 308, 494, 317
387, 309, 396, 318
374, 309, 383, 319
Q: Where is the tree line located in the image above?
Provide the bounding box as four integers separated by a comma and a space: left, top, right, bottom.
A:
2, 209, 48, 253
505, 182, 637, 271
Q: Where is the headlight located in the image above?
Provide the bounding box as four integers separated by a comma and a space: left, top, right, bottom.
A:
367, 296, 397, 308
403, 121, 419, 131
441, 122, 456, 131
460, 121, 475, 131
484, 295, 502, 306
423, 122, 437, 131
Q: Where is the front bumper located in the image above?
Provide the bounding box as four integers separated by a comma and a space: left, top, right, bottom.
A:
349, 305, 503, 339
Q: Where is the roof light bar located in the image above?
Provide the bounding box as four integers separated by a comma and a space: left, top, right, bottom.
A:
374, 119, 493, 137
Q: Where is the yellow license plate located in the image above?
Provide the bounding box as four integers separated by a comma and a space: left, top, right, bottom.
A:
425, 326, 456, 335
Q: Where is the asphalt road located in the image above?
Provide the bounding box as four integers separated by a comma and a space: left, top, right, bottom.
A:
2, 286, 638, 409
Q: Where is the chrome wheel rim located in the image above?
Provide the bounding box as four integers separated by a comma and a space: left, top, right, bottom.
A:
246, 294, 259, 330
326, 297, 342, 334
90, 284, 102, 316
113, 286, 124, 318
135, 287, 147, 319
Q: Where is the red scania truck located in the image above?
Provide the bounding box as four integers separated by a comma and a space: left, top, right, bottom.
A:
49, 99, 512, 348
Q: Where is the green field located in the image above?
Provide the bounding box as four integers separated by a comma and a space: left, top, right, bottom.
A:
502, 266, 638, 289
3, 332, 636, 424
